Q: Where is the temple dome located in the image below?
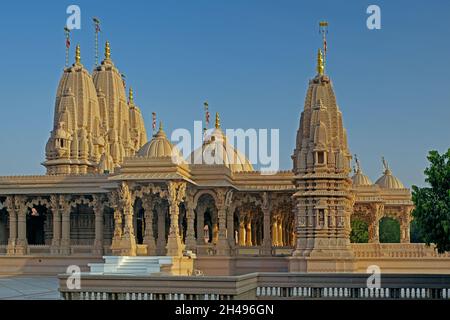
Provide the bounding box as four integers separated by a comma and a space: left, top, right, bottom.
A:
351, 170, 372, 186
351, 156, 372, 186
375, 159, 404, 189
187, 114, 254, 173
375, 169, 405, 189
137, 124, 184, 163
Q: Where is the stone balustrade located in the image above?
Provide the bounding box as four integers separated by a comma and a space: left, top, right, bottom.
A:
352, 243, 450, 258
59, 272, 450, 300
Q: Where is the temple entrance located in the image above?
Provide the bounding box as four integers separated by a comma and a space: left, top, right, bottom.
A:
26, 205, 47, 245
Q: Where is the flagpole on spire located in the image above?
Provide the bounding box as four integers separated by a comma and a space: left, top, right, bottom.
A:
319, 21, 328, 74
152, 112, 157, 136
93, 17, 101, 67
64, 26, 71, 67
204, 101, 210, 135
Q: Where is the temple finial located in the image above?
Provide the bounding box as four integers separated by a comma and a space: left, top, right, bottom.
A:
354, 154, 361, 172
382, 156, 390, 173
317, 48, 324, 75
159, 121, 163, 132
105, 41, 111, 60
215, 112, 220, 129
129, 87, 134, 104
75, 44, 81, 64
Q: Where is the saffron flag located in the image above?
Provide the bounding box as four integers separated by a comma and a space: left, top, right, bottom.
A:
66, 37, 70, 49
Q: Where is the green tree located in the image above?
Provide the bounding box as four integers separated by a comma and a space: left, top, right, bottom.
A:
412, 149, 450, 253
379, 217, 400, 243
350, 219, 369, 243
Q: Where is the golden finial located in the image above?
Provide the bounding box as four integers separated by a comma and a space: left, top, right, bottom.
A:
317, 48, 324, 75
129, 87, 134, 104
215, 112, 220, 129
105, 41, 111, 60
75, 44, 81, 64
159, 121, 163, 132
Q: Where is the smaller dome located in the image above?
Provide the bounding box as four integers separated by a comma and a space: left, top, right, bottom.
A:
352, 170, 372, 186
137, 123, 184, 163
351, 155, 372, 186
375, 158, 404, 189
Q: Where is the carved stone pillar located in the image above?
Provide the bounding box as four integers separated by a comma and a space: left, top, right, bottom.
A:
272, 216, 278, 246
400, 207, 412, 243
368, 204, 383, 243
92, 195, 104, 255
119, 182, 137, 256
156, 204, 166, 255
15, 196, 27, 255
277, 216, 283, 246
238, 214, 246, 246
215, 189, 230, 255
261, 194, 271, 255
226, 203, 235, 251
142, 198, 156, 256
109, 191, 122, 255
50, 195, 61, 255
60, 200, 71, 256
184, 200, 196, 252
166, 182, 186, 257
245, 216, 252, 246
5, 196, 17, 255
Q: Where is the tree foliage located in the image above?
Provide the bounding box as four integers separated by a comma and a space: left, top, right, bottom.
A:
350, 219, 369, 243
412, 149, 450, 253
379, 217, 400, 243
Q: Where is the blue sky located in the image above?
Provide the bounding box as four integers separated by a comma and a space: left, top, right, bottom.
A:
0, 0, 449, 187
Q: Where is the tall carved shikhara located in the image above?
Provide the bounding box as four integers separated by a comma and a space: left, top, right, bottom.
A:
291, 49, 355, 271
43, 42, 147, 175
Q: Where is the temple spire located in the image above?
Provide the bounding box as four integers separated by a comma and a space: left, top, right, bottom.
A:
105, 41, 111, 60
317, 48, 324, 75
75, 44, 81, 64
215, 112, 220, 129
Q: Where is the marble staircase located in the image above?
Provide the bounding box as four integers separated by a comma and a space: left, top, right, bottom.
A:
88, 256, 173, 275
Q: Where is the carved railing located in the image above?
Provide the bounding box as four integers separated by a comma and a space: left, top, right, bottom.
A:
352, 243, 450, 258
59, 272, 450, 300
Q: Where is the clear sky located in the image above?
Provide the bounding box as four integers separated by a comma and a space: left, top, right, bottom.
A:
0, 0, 449, 187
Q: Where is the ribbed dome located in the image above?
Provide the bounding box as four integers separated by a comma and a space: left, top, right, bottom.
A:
188, 121, 254, 173
137, 125, 184, 163
352, 170, 373, 186
351, 156, 372, 186
375, 168, 405, 189
375, 159, 404, 189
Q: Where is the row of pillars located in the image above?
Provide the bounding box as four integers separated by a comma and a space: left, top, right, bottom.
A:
5, 195, 105, 256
